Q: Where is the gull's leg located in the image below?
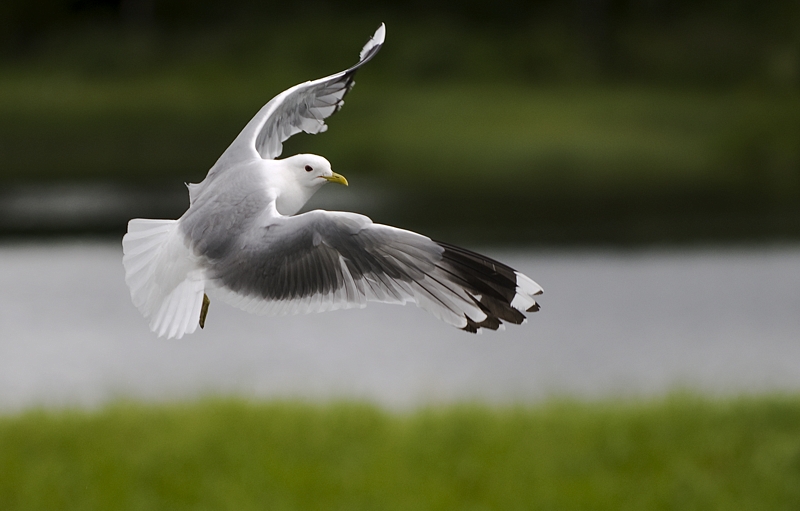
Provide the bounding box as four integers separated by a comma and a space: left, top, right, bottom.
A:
199, 294, 210, 329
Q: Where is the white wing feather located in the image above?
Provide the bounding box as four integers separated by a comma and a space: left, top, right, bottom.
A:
209, 23, 386, 172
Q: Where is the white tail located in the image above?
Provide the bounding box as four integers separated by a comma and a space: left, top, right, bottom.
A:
122, 219, 206, 339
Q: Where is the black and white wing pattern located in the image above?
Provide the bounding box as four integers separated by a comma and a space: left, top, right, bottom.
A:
214, 23, 385, 169
203, 210, 542, 333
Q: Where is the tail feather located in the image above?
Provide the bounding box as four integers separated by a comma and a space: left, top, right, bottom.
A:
122, 219, 206, 339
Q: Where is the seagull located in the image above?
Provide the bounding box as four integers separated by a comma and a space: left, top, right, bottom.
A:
122, 23, 542, 339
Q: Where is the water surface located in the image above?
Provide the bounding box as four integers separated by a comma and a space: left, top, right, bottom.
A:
1, 241, 798, 411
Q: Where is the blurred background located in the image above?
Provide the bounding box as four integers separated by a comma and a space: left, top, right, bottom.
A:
1, 1, 800, 508
1, 0, 798, 243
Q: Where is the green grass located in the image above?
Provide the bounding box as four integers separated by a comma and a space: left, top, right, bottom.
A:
2, 396, 800, 510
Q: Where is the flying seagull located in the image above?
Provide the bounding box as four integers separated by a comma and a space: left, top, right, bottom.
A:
122, 24, 542, 339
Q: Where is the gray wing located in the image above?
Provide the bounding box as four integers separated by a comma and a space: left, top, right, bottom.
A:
212, 24, 385, 170
202, 210, 542, 333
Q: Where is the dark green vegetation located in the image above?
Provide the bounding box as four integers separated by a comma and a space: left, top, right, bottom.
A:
2, 2, 799, 242
4, 76, 799, 243
1, 397, 800, 510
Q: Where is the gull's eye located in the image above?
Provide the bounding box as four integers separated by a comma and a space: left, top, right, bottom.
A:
304, 165, 313, 172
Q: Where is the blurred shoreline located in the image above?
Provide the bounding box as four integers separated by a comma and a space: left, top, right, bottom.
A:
2, 180, 799, 246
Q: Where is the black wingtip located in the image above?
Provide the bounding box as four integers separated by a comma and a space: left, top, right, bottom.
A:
527, 303, 540, 313
462, 322, 479, 334
462, 313, 504, 333
436, 240, 537, 333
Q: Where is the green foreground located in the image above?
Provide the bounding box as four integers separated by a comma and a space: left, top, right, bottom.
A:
2, 397, 800, 510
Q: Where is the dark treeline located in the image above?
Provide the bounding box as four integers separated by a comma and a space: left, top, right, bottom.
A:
2, 0, 798, 86
4, 0, 798, 27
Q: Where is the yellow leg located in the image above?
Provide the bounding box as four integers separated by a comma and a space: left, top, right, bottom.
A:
199, 294, 210, 329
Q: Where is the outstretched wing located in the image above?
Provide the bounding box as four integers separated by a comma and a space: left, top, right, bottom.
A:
201, 209, 543, 333
212, 23, 385, 170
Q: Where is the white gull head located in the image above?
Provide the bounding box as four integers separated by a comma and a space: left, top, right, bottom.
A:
270, 154, 348, 216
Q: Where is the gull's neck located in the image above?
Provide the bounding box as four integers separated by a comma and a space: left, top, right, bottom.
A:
266, 159, 323, 216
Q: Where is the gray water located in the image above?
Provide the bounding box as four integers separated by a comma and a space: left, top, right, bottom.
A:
1, 241, 799, 412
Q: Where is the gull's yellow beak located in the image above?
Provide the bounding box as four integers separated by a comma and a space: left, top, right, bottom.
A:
322, 172, 348, 186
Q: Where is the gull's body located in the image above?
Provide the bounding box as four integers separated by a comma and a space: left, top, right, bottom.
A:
122, 24, 542, 339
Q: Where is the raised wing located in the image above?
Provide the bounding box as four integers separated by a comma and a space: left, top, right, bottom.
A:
202, 210, 542, 333
213, 23, 385, 169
